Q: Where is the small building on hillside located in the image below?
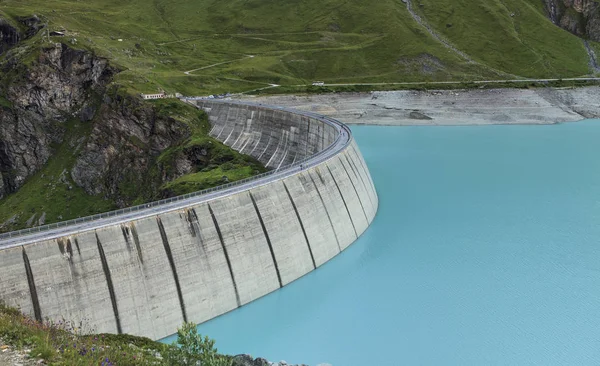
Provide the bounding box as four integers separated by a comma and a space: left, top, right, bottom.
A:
141, 92, 166, 100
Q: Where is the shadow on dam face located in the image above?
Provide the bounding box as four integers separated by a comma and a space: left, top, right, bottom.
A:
0, 100, 379, 340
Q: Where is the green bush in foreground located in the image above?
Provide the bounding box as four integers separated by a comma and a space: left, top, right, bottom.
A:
164, 322, 231, 366
0, 302, 232, 365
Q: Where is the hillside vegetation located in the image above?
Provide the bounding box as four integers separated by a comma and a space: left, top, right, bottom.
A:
0, 0, 596, 96
0, 96, 266, 232
0, 302, 233, 365
0, 33, 265, 233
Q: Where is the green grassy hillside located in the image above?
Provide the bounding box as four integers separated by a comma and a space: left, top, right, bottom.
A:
0, 302, 233, 365
0, 0, 596, 95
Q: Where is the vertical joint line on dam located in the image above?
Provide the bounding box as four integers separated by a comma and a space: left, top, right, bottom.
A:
309, 172, 342, 252
66, 239, 74, 259
120, 226, 133, 252
283, 182, 317, 269
95, 232, 122, 334
208, 204, 242, 307
249, 192, 283, 288
340, 157, 369, 223
351, 145, 377, 194
156, 218, 188, 323
129, 223, 144, 264
21, 247, 42, 322
73, 238, 81, 256
344, 153, 374, 209
326, 165, 358, 238
305, 119, 311, 160
187, 209, 201, 238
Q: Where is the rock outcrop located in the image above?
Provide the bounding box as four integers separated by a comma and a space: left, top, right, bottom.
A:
0, 15, 264, 219
0, 41, 116, 199
232, 354, 309, 366
71, 93, 191, 206
0, 39, 205, 205
0, 15, 44, 55
543, 0, 600, 41
0, 19, 20, 56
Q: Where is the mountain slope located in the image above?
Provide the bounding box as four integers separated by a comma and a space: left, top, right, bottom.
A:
0, 27, 266, 233
0, 0, 598, 231
0, 0, 596, 95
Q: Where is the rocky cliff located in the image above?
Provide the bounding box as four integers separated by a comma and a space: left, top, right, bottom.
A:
0, 19, 20, 55
0, 14, 264, 231
544, 0, 600, 41
0, 15, 44, 56
69, 90, 191, 206
0, 42, 117, 200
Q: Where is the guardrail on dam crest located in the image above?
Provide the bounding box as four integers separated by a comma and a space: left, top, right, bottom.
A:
0, 99, 379, 340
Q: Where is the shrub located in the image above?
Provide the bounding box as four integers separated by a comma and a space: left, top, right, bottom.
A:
164, 322, 231, 366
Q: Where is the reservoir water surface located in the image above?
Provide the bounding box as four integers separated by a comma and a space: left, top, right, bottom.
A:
163, 121, 600, 365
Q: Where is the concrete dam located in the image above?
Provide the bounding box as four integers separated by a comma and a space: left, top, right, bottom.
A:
0, 99, 379, 340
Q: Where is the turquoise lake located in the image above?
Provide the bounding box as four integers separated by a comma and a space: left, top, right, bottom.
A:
163, 121, 600, 365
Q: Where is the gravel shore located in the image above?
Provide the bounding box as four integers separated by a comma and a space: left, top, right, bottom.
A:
0, 339, 42, 366
238, 87, 600, 126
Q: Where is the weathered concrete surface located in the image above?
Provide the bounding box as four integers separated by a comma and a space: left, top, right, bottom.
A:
239, 87, 600, 125
0, 100, 378, 340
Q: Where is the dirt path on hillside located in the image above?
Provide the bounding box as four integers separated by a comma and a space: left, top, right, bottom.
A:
403, 0, 473, 63
402, 0, 520, 78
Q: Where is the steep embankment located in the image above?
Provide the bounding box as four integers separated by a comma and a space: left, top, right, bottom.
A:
541, 0, 600, 72
0, 15, 265, 233
543, 0, 600, 40
0, 0, 597, 95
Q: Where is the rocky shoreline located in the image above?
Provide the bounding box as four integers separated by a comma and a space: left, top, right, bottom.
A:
232, 354, 310, 366
240, 87, 600, 126
0, 338, 43, 366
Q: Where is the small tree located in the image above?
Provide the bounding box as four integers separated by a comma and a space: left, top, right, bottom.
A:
165, 322, 230, 366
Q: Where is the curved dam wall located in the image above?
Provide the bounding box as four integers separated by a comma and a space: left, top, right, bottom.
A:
199, 100, 337, 168
0, 100, 378, 340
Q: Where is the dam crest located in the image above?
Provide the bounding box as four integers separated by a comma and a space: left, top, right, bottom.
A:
0, 99, 379, 340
